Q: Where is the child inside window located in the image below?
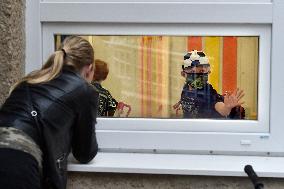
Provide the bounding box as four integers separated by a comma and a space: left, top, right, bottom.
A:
174, 50, 245, 119
92, 59, 118, 116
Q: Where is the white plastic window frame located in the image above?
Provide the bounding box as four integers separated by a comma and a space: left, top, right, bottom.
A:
26, 0, 284, 157
42, 24, 270, 133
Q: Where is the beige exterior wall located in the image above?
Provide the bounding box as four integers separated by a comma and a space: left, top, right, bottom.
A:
1, 1, 284, 189
0, 0, 25, 104
67, 172, 284, 189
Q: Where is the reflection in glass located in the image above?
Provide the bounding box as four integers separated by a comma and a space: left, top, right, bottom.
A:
55, 35, 258, 120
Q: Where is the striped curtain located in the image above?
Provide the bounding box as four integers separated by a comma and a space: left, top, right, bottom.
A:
139, 36, 169, 117
187, 36, 258, 119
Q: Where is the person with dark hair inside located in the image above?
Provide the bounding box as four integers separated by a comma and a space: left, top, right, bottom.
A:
92, 59, 118, 116
0, 36, 99, 189
174, 50, 245, 119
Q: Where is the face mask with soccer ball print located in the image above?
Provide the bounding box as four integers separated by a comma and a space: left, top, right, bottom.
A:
186, 73, 209, 89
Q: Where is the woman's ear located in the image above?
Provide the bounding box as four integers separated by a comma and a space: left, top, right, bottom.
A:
81, 64, 94, 83
88, 63, 94, 72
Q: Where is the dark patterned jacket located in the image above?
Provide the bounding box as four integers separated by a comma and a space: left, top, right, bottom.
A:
91, 82, 117, 116
180, 83, 245, 119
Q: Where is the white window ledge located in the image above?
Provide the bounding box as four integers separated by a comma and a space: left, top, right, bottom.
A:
68, 152, 284, 177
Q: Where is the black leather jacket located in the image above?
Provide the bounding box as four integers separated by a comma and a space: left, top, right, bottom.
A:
0, 67, 99, 189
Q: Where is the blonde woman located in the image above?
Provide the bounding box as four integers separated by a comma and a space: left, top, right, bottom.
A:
0, 36, 99, 189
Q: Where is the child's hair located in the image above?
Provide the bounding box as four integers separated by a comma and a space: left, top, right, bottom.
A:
10, 36, 94, 92
93, 59, 109, 81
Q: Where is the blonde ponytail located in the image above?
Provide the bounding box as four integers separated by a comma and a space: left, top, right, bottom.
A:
9, 50, 65, 93
29, 50, 65, 84
10, 36, 94, 94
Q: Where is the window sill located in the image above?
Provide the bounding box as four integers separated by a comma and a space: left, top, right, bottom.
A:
68, 152, 284, 177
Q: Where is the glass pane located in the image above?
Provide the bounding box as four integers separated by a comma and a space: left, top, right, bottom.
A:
55, 35, 258, 120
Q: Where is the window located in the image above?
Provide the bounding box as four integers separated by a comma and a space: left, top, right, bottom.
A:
27, 1, 284, 161
55, 35, 258, 121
